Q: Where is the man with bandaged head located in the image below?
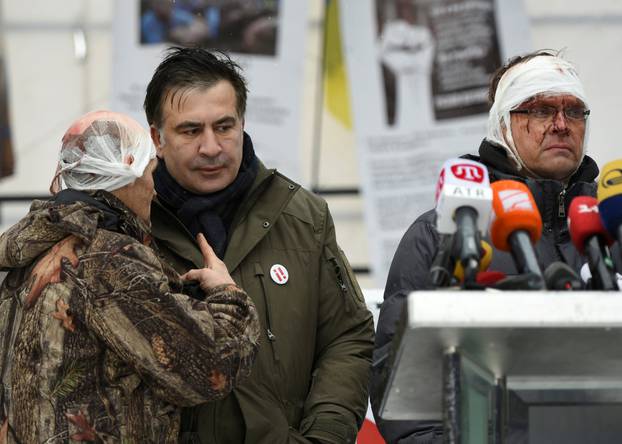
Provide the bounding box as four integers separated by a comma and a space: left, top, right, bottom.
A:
0, 111, 259, 442
372, 50, 599, 443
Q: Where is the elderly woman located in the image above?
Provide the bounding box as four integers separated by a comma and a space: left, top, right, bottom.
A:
0, 111, 259, 442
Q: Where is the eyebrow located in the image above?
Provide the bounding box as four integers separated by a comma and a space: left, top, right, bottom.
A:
527, 96, 585, 107
174, 121, 204, 132
214, 116, 237, 126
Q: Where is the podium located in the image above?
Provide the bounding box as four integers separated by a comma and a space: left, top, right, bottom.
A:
377, 291, 622, 443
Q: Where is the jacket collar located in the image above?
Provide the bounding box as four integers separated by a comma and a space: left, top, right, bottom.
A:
151, 160, 300, 273
223, 161, 299, 272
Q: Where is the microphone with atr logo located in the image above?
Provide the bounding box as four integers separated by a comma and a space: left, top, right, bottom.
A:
568, 196, 617, 290
490, 180, 545, 289
435, 158, 493, 284
598, 160, 622, 265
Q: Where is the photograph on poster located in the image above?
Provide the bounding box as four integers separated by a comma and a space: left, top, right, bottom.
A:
376, 0, 435, 128
376, 0, 502, 126
0, 55, 14, 180
426, 0, 501, 119
140, 0, 280, 56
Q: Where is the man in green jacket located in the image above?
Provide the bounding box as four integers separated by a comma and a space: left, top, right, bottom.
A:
144, 47, 374, 443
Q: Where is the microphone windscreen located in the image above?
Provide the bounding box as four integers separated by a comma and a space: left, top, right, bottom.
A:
453, 240, 493, 282
597, 160, 622, 201
568, 196, 613, 255
597, 160, 622, 236
476, 270, 506, 286
435, 158, 493, 235
490, 180, 542, 252
543, 262, 582, 290
480, 240, 493, 271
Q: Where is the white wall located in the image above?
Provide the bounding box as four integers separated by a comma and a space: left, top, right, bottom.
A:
1, 0, 621, 287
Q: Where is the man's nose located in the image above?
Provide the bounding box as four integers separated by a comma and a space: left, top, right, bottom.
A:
198, 130, 221, 156
551, 109, 569, 132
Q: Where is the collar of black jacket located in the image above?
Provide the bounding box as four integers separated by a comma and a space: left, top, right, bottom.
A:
461, 139, 599, 185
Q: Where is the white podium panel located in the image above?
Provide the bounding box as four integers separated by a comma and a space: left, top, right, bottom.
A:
379, 291, 622, 420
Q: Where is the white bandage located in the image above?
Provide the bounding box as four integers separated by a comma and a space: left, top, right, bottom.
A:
486, 54, 590, 176
54, 116, 156, 192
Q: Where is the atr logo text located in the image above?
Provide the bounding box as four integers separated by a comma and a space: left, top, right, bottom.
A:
451, 164, 485, 183
451, 186, 488, 198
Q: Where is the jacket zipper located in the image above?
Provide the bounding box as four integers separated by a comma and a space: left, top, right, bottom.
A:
558, 188, 567, 218
254, 263, 279, 363
328, 256, 352, 314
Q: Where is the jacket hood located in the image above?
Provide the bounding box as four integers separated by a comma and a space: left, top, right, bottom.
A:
0, 190, 148, 270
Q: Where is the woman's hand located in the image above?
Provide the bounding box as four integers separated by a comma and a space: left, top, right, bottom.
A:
181, 233, 236, 290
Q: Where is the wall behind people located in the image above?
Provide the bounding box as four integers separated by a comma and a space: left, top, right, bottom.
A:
1, 0, 622, 287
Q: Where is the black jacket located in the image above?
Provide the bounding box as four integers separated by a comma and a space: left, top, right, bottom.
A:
371, 139, 601, 444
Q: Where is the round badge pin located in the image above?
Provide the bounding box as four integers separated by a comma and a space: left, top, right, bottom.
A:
270, 264, 289, 285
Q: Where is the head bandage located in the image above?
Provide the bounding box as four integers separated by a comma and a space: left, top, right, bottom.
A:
486, 55, 589, 176
50, 111, 156, 193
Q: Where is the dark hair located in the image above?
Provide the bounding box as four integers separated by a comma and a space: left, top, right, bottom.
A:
144, 47, 248, 127
488, 49, 560, 104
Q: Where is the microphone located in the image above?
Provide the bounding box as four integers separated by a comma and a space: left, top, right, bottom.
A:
476, 270, 506, 286
493, 273, 543, 290
568, 196, 617, 290
435, 159, 493, 284
543, 262, 583, 290
490, 180, 544, 289
597, 160, 622, 264
582, 264, 622, 290
453, 240, 493, 283
430, 234, 456, 287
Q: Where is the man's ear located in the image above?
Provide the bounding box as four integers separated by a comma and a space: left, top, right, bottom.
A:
150, 125, 164, 157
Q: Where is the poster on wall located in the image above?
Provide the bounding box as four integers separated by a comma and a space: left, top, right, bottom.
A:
112, 0, 307, 181
340, 0, 531, 285
0, 35, 14, 180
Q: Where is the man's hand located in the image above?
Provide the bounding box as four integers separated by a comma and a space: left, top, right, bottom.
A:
181, 233, 236, 290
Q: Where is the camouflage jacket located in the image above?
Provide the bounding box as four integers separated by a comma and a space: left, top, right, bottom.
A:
0, 190, 260, 443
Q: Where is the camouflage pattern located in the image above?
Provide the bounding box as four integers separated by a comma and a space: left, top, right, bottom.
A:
0, 191, 260, 443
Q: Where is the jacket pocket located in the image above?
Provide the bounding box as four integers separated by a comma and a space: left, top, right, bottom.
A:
324, 246, 365, 312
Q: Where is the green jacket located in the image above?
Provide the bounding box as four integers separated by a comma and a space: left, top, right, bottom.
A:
151, 162, 374, 444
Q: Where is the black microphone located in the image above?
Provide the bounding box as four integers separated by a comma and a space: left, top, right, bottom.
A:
544, 262, 583, 290
493, 273, 543, 290
430, 234, 456, 287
